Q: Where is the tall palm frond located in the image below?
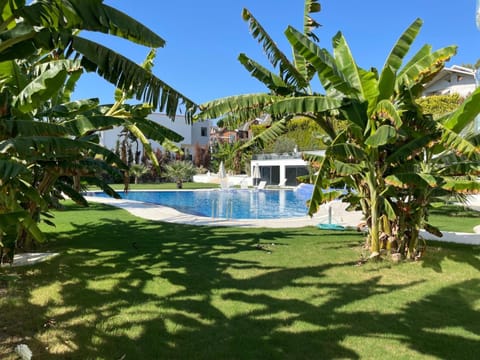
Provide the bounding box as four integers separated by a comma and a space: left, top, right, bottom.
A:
196, 93, 281, 122
240, 117, 288, 150
238, 53, 291, 94
377, 18, 423, 101
242, 8, 308, 89
17, 0, 166, 47
72, 36, 197, 120
0, 0, 198, 119
293, 0, 321, 81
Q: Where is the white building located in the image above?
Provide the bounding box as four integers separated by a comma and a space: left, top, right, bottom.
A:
422, 65, 476, 97
422, 65, 480, 132
100, 113, 211, 159
250, 151, 326, 187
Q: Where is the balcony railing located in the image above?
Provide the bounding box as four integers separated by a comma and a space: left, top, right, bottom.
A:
252, 152, 303, 160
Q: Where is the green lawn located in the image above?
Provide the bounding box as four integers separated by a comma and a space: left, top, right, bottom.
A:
1, 203, 479, 359
429, 205, 480, 233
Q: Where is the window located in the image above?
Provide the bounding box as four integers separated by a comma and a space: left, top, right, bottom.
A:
286, 166, 309, 186
201, 127, 208, 137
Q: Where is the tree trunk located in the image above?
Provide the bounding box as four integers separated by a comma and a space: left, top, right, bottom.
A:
369, 188, 380, 255
123, 171, 130, 193
73, 174, 81, 192
366, 166, 381, 256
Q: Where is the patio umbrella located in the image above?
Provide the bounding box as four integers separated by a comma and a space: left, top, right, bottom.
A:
252, 165, 261, 186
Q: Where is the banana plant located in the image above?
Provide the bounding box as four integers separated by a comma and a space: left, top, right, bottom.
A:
0, 0, 197, 257
0, 158, 47, 262
0, 54, 184, 252
199, 5, 479, 258
284, 19, 479, 258
0, 112, 128, 251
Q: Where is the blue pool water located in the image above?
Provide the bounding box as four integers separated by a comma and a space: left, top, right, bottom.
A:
91, 189, 314, 219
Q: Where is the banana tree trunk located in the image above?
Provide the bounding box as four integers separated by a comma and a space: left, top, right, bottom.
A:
73, 174, 81, 191
18, 172, 58, 250
365, 165, 381, 256
407, 208, 422, 258
369, 187, 380, 254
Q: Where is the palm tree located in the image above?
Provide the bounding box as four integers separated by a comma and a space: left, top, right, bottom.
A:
163, 161, 197, 189
129, 164, 149, 184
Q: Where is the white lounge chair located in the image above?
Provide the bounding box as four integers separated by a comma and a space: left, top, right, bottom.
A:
257, 181, 267, 189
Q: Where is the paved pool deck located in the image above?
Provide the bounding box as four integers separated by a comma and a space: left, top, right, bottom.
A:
84, 195, 364, 229
8, 194, 480, 267
85, 195, 480, 246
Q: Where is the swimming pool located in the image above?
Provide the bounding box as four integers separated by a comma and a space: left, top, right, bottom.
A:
90, 189, 313, 220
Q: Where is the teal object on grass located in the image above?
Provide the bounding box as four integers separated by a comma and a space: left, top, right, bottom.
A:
317, 203, 345, 230
317, 223, 345, 230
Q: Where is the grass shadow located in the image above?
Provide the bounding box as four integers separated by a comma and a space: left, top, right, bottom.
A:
1, 203, 479, 359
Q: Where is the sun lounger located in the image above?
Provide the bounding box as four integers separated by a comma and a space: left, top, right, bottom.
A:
257, 181, 267, 189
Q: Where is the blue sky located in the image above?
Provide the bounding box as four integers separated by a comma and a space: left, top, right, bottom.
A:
73, 0, 480, 108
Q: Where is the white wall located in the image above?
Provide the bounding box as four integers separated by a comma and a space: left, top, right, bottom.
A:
423, 68, 476, 98
100, 113, 211, 158
191, 121, 210, 147
149, 113, 193, 147
424, 77, 475, 97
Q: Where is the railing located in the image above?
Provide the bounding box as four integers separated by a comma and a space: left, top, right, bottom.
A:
252, 152, 303, 160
